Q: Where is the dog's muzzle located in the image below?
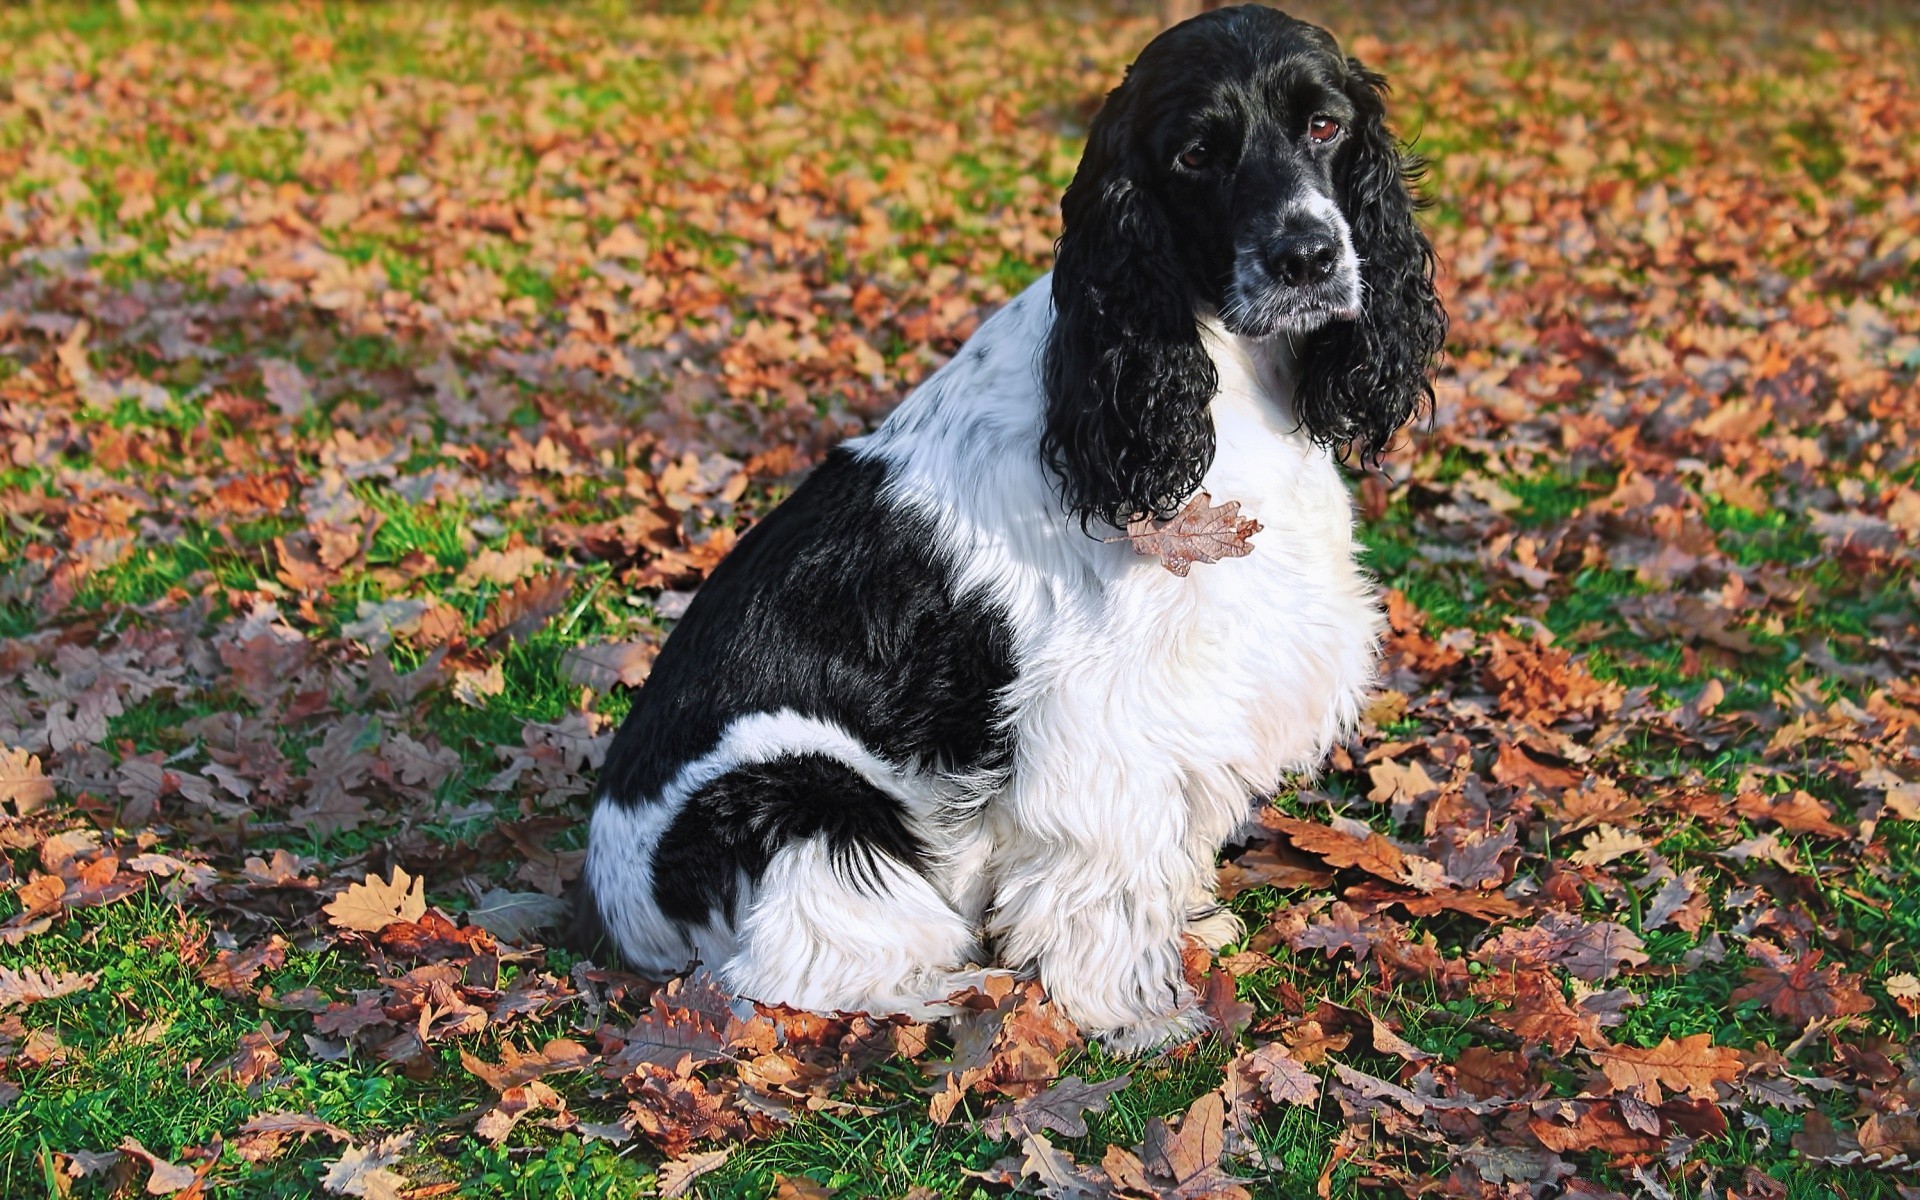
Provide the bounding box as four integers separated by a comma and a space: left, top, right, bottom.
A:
1225, 205, 1362, 338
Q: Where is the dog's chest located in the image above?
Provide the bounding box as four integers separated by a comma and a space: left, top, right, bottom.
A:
1026, 352, 1382, 793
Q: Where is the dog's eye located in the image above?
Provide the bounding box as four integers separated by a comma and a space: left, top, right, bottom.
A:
1307, 115, 1342, 143
1177, 143, 1212, 171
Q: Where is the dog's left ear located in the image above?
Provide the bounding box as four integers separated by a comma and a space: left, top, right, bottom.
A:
1297, 59, 1447, 465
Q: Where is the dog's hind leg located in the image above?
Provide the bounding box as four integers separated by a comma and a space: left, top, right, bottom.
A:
723, 837, 980, 1017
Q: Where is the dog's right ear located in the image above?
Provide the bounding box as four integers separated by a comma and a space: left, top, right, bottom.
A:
1042, 84, 1218, 532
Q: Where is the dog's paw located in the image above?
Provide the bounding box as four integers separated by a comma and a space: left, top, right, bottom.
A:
1097, 1004, 1215, 1058
1185, 907, 1245, 953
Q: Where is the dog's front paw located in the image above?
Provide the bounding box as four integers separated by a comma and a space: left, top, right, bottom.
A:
1185, 907, 1245, 953
1097, 1003, 1214, 1058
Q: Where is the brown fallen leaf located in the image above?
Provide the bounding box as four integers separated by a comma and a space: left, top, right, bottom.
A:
773, 1174, 837, 1200
0, 964, 98, 1010
115, 1136, 204, 1196
1106, 1091, 1252, 1200
322, 868, 427, 933
0, 745, 56, 814
474, 572, 575, 647
465, 888, 570, 943
1591, 1032, 1743, 1104
1261, 813, 1410, 885
1112, 492, 1261, 577
205, 1022, 289, 1088
1476, 970, 1614, 1056
198, 936, 289, 996
981, 1074, 1130, 1141
657, 1147, 732, 1199
1730, 943, 1875, 1027
561, 639, 659, 690
602, 971, 741, 1077
1232, 1041, 1320, 1106
1216, 843, 1334, 899
461, 1037, 594, 1091
1734, 789, 1850, 840
231, 1112, 351, 1164
1567, 824, 1649, 868
1477, 912, 1648, 982
320, 1133, 411, 1198
474, 1080, 563, 1145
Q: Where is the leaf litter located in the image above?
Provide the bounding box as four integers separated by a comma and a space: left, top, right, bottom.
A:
0, 0, 1917, 1196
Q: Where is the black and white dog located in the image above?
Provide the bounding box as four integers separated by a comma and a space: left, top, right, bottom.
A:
578, 4, 1444, 1052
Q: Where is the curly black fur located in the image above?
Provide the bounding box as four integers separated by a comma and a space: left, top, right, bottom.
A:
1043, 85, 1219, 531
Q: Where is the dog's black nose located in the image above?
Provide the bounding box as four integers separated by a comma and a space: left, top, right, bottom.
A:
1264, 232, 1340, 288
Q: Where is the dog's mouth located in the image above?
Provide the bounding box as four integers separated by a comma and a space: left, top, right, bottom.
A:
1220, 284, 1362, 338
1222, 254, 1362, 339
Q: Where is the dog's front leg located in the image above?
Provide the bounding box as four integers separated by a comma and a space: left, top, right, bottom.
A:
988, 779, 1212, 1055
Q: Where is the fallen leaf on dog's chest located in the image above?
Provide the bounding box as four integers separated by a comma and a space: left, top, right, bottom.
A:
1112, 493, 1261, 576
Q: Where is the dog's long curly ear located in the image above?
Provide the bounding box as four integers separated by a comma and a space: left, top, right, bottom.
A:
1043, 88, 1217, 530
1297, 60, 1447, 465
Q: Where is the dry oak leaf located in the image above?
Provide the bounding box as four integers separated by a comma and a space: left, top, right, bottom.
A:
1114, 492, 1261, 577
231, 1112, 349, 1164
240, 848, 315, 889
628, 1062, 762, 1155
1477, 912, 1648, 982
1232, 1041, 1320, 1106
1105, 1091, 1252, 1200
1262, 813, 1409, 885
773, 1175, 838, 1200
0, 746, 56, 814
981, 1073, 1131, 1141
1, 878, 64, 944
198, 936, 289, 996
116, 1136, 205, 1196
1734, 790, 1851, 840
467, 888, 570, 943
474, 571, 575, 648
657, 1148, 731, 1199
320, 1133, 412, 1199
1730, 944, 1874, 1027
1199, 966, 1254, 1041
1567, 824, 1649, 869
1591, 1032, 1742, 1104
0, 964, 98, 1010
561, 640, 659, 691
206, 1022, 289, 1088
1887, 972, 1920, 1019
1476, 970, 1613, 1056
1367, 758, 1441, 806
461, 1037, 594, 1092
323, 868, 427, 933
1215, 843, 1334, 898
474, 1080, 563, 1145
601, 970, 740, 1076
1003, 1132, 1107, 1200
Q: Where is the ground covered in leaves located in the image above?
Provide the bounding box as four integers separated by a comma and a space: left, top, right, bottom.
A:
2, 1, 1919, 1197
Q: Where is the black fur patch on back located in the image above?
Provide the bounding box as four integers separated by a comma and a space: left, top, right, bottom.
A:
650, 754, 926, 925
594, 447, 1016, 932
597, 447, 1016, 806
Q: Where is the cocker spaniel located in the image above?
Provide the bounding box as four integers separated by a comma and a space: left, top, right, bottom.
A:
577, 3, 1445, 1052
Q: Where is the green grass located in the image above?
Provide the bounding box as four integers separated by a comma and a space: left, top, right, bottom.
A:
4, 0, 1918, 1196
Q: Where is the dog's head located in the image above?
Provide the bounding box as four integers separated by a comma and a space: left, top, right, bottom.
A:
1042, 4, 1447, 529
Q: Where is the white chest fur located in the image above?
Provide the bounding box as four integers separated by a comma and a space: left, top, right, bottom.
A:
855, 276, 1382, 1039
860, 278, 1381, 813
